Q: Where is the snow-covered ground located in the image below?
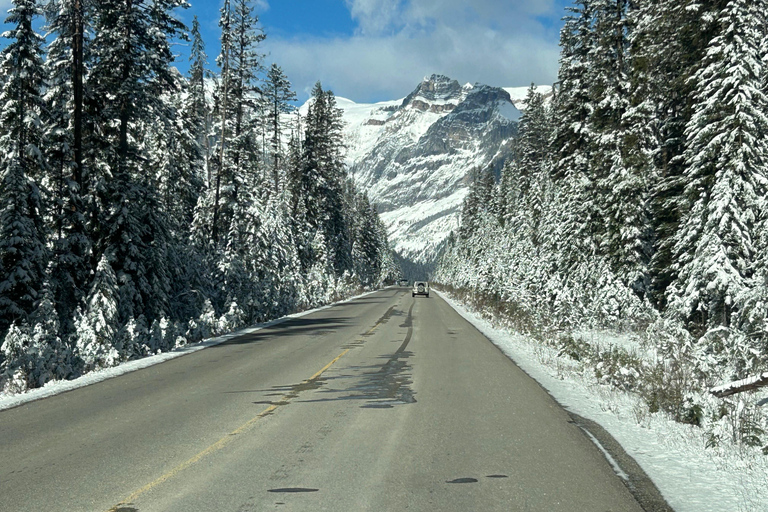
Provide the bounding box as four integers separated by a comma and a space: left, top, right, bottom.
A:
437, 290, 768, 512
0, 290, 379, 412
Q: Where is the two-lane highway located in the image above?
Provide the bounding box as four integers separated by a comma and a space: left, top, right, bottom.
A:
0, 288, 661, 511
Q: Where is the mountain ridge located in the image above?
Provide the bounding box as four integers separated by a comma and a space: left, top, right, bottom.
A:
303, 75, 553, 268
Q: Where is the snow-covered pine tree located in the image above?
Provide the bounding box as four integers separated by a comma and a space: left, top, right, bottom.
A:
551, 0, 594, 179
88, 0, 185, 326
354, 193, 386, 288
550, 0, 600, 270
0, 287, 71, 394
187, 19, 219, 306
1, 322, 33, 392
228, 0, 265, 185
212, 0, 269, 314
458, 166, 495, 243
294, 83, 351, 277
75, 253, 120, 371
42, 0, 93, 337
645, 0, 726, 307
620, 0, 666, 302
152, 76, 205, 240
149, 78, 208, 324
297, 83, 331, 227
375, 216, 397, 285
588, 0, 651, 294
262, 193, 302, 316
265, 63, 296, 193
218, 194, 254, 320
0, 0, 48, 335
514, 84, 553, 247
497, 157, 522, 229
762, 9, 768, 94
320, 90, 352, 277
669, 0, 768, 331
210, 0, 233, 248
188, 15, 211, 183
209, 0, 265, 250
27, 271, 73, 386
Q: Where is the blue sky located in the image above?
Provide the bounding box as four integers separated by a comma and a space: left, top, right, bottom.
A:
1, 0, 572, 103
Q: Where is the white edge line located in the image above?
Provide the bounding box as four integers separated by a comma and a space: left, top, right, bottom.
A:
579, 427, 631, 482
0, 289, 384, 412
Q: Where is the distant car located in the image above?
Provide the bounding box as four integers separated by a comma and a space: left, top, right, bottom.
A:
398, 279, 409, 286
412, 281, 429, 298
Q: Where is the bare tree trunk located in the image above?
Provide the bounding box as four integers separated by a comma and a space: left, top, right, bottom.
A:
73, 0, 84, 192
118, 0, 133, 172
213, 0, 231, 247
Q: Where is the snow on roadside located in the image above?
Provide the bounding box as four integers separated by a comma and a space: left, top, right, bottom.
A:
437, 290, 768, 512
0, 290, 380, 412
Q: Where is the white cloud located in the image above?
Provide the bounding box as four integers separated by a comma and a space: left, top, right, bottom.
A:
264, 0, 563, 103
345, 0, 405, 36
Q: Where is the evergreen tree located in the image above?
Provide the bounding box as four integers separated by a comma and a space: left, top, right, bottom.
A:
75, 253, 119, 371
620, 0, 664, 300
187, 15, 211, 184
645, 0, 727, 306
262, 193, 302, 315
668, 0, 768, 330
151, 79, 207, 323
88, 0, 185, 324
352, 193, 385, 288
43, 0, 93, 336
0, 0, 48, 334
209, 0, 264, 249
587, 0, 651, 294
458, 166, 495, 244
210, 0, 232, 247
550, 0, 600, 268
1, 322, 33, 392
265, 63, 297, 192
515, 85, 553, 247
27, 272, 73, 386
294, 83, 350, 275
497, 157, 520, 228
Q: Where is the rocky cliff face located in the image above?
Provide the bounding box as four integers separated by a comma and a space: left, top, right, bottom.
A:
328, 75, 549, 266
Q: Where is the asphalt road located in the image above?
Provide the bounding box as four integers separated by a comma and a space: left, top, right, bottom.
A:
0, 288, 667, 511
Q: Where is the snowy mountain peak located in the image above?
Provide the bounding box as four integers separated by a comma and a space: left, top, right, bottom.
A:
336, 76, 535, 265
299, 78, 552, 266
401, 74, 465, 113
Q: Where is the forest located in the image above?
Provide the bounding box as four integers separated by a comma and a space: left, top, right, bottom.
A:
0, 0, 397, 393
436, 0, 768, 448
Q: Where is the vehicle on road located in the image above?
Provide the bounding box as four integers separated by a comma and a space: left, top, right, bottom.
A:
398, 279, 409, 286
412, 281, 429, 298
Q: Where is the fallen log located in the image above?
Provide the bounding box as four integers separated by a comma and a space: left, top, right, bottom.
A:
711, 372, 768, 398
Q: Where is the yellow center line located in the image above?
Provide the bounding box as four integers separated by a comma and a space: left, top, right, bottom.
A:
107, 347, 351, 511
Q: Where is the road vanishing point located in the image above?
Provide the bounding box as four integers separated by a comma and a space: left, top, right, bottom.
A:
0, 288, 672, 511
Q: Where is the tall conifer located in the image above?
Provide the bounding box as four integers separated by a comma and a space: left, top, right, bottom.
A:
0, 0, 48, 334
668, 0, 768, 330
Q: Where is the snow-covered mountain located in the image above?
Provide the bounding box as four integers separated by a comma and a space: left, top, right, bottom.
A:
304, 75, 552, 265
